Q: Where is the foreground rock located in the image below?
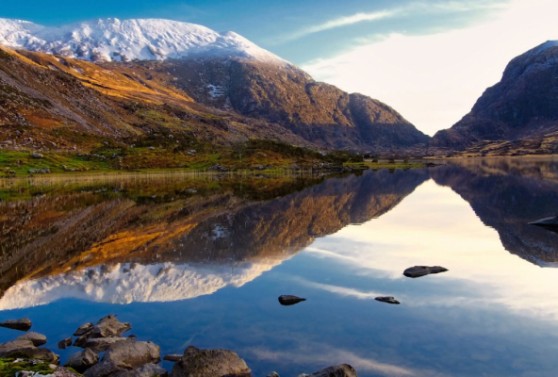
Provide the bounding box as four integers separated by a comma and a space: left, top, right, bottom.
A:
403, 266, 448, 278
74, 315, 131, 347
84, 339, 161, 377
309, 364, 357, 377
0, 318, 32, 331
529, 216, 558, 233
171, 346, 251, 377
16, 331, 47, 346
278, 295, 306, 306
0, 338, 59, 363
375, 296, 400, 305
66, 348, 99, 373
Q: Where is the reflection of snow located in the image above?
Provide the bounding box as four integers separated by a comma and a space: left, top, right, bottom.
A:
0, 259, 284, 309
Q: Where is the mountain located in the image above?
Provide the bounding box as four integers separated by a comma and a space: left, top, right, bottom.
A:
432, 41, 558, 155
0, 18, 283, 63
0, 18, 429, 155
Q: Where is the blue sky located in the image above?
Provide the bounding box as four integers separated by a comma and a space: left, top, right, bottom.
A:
2, 0, 557, 133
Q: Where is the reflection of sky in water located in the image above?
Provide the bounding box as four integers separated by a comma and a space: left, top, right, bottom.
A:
2, 177, 558, 376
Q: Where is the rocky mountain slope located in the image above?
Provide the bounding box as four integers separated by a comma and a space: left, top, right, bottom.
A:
432, 41, 558, 155
0, 18, 428, 155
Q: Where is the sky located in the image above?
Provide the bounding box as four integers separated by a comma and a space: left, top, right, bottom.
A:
2, 0, 558, 135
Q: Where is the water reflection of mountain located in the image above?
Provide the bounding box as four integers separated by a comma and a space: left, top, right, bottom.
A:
431, 160, 558, 266
0, 170, 427, 308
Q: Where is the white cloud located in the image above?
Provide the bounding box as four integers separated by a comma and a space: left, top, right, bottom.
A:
302, 0, 558, 135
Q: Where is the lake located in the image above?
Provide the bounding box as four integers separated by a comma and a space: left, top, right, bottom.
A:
1, 158, 558, 377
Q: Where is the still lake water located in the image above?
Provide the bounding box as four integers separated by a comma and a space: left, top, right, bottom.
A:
1, 159, 558, 376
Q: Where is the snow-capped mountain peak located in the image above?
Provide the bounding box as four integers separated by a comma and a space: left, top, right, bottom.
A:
0, 17, 285, 64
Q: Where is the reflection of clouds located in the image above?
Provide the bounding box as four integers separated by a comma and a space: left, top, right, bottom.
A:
0, 259, 284, 309
292, 277, 381, 299
303, 180, 558, 321
248, 343, 446, 377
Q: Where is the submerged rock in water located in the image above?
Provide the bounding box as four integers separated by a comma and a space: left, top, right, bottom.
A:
529, 215, 558, 233
0, 318, 32, 331
16, 331, 47, 346
171, 346, 251, 377
308, 364, 357, 377
374, 296, 400, 305
278, 295, 306, 306
403, 266, 448, 278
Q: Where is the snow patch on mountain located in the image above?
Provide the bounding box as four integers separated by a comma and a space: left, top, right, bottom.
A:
0, 259, 284, 309
0, 18, 285, 64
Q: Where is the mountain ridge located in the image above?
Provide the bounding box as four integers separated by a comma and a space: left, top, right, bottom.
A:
0, 17, 285, 64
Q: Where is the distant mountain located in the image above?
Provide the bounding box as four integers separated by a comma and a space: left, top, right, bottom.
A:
0, 18, 429, 154
432, 41, 558, 155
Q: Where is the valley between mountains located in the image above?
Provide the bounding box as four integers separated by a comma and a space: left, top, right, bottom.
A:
0, 18, 556, 176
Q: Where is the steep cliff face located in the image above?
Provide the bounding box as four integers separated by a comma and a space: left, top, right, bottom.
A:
145, 57, 429, 152
432, 41, 558, 154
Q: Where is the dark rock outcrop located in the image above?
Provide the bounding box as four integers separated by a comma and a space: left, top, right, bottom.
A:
374, 296, 400, 305
171, 346, 251, 377
278, 295, 306, 306
403, 266, 448, 278
432, 41, 558, 154
0, 318, 32, 331
529, 215, 558, 233
0, 339, 59, 363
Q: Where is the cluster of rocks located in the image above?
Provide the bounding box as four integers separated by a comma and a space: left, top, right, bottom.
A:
0, 315, 357, 377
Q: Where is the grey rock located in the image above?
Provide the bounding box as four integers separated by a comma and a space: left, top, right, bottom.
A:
31, 152, 44, 159
171, 346, 251, 377
267, 372, 280, 377
65, 348, 99, 373
403, 266, 448, 278
0, 339, 59, 363
73, 322, 94, 336
58, 337, 73, 349
0, 318, 32, 331
309, 364, 357, 377
74, 315, 131, 348
112, 363, 167, 377
16, 331, 47, 346
84, 360, 121, 377
374, 296, 400, 305
104, 340, 160, 369
81, 336, 128, 352
53, 367, 82, 376
278, 295, 306, 306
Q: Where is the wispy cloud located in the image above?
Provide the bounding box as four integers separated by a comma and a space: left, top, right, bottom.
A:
275, 0, 508, 44
280, 10, 396, 43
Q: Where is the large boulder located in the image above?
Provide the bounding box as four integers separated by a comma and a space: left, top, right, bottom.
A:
84, 340, 160, 377
74, 315, 131, 347
171, 346, 251, 377
16, 331, 47, 346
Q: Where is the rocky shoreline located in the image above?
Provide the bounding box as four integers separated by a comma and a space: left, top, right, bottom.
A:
0, 316, 357, 377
